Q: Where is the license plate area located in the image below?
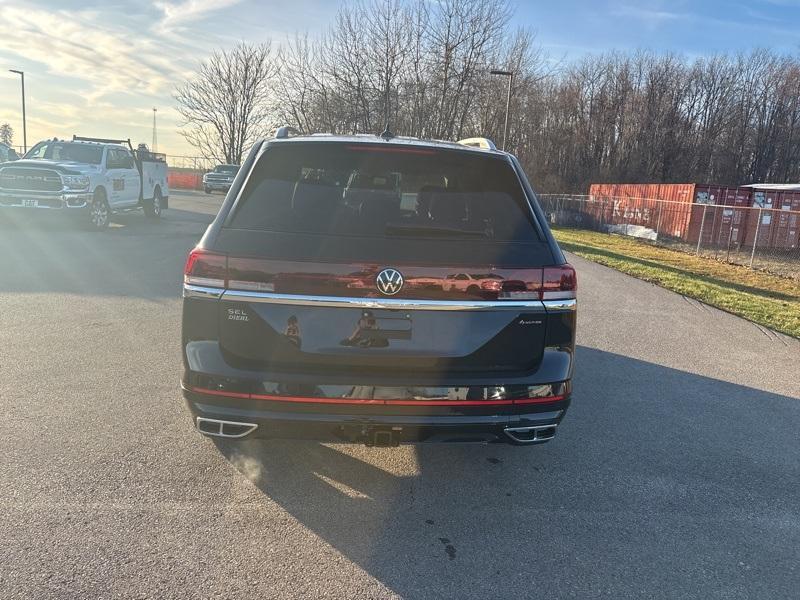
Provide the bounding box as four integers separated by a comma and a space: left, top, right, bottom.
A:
22, 199, 38, 208
341, 311, 412, 346
219, 301, 545, 372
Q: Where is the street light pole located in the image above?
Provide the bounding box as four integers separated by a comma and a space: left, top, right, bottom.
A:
490, 69, 513, 151
9, 69, 27, 153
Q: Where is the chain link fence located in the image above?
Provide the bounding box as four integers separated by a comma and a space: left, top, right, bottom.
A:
539, 194, 800, 279
164, 155, 217, 171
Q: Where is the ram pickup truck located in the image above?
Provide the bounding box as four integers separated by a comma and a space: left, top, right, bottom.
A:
203, 164, 240, 194
0, 136, 169, 229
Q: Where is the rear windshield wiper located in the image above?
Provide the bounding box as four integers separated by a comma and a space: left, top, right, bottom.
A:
385, 222, 489, 238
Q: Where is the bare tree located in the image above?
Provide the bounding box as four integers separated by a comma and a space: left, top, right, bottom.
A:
186, 2, 800, 192
175, 42, 277, 164
274, 33, 328, 133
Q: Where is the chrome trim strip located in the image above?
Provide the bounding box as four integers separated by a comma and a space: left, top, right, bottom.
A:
220, 289, 547, 312
543, 298, 577, 312
183, 284, 224, 300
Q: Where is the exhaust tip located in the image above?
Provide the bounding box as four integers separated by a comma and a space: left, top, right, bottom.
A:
504, 424, 557, 444
196, 417, 258, 439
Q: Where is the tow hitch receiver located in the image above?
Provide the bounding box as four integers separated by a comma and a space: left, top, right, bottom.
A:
365, 427, 402, 447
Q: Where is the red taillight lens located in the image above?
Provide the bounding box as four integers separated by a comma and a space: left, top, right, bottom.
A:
226, 256, 275, 292
498, 265, 576, 301
184, 248, 227, 288
183, 250, 276, 292
541, 264, 577, 300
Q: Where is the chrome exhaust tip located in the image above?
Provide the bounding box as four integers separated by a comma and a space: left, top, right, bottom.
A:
504, 424, 557, 444
196, 417, 258, 439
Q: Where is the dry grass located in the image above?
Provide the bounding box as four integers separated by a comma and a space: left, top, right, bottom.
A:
553, 228, 800, 338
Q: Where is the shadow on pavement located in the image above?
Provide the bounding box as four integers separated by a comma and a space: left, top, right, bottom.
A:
211, 346, 800, 599
0, 208, 210, 299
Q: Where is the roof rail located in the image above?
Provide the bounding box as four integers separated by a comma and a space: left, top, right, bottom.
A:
456, 137, 497, 151
73, 135, 133, 151
274, 126, 302, 139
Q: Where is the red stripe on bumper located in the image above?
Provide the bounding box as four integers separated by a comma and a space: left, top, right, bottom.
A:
189, 387, 565, 406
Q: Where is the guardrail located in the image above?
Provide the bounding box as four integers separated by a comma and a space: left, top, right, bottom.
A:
539, 194, 800, 279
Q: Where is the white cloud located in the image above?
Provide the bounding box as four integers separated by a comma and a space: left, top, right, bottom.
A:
612, 5, 689, 26
0, 3, 226, 153
153, 0, 244, 28
0, 6, 191, 98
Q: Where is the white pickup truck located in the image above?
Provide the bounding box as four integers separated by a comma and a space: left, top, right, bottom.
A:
0, 136, 169, 229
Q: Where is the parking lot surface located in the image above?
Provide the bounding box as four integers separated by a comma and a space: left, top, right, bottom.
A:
1, 190, 798, 599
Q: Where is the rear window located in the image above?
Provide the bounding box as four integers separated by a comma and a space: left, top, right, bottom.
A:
227, 142, 540, 243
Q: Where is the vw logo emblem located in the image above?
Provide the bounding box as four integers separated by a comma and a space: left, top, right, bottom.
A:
376, 268, 404, 296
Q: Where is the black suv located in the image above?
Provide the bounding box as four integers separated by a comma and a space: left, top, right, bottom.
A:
181, 132, 576, 446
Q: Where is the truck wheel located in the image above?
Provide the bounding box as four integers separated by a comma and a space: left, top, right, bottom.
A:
145, 188, 162, 219
204, 187, 211, 194
88, 191, 110, 230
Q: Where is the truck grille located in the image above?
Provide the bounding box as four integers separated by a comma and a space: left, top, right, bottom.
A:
0, 167, 62, 192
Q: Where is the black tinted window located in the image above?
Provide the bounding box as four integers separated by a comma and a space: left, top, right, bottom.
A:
227, 142, 539, 243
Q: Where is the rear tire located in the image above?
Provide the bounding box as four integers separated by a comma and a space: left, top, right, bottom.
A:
144, 187, 162, 219
88, 190, 110, 230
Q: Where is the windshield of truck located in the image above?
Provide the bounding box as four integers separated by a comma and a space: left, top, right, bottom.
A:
25, 141, 103, 165
216, 165, 239, 174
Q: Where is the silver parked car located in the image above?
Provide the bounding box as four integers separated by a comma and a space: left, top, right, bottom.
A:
203, 164, 240, 194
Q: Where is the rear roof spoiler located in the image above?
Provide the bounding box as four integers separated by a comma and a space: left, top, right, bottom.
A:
457, 137, 497, 151
73, 135, 133, 151
274, 126, 302, 139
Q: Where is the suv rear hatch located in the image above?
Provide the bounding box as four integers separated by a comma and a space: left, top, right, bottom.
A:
187, 141, 574, 376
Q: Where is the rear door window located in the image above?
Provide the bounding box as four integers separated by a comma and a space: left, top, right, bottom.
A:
227, 142, 540, 244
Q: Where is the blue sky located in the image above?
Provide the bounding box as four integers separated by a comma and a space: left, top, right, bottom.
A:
1, 0, 798, 156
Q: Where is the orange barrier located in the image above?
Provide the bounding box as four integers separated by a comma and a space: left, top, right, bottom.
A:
168, 170, 203, 190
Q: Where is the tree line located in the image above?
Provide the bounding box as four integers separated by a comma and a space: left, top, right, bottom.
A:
175, 0, 800, 192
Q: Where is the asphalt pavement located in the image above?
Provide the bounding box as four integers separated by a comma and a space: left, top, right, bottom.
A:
1, 190, 798, 599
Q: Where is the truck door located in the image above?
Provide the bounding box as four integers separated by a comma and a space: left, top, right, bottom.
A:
118, 149, 141, 206
106, 148, 140, 207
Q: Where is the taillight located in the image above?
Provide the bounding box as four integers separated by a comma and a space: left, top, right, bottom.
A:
184, 248, 227, 288
226, 256, 275, 292
541, 264, 577, 300
498, 265, 576, 301
183, 250, 276, 292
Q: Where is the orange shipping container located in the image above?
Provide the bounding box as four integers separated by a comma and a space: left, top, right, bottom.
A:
744, 190, 800, 249
772, 192, 800, 249
588, 183, 754, 244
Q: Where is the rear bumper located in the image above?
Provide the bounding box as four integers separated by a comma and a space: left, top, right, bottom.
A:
182, 385, 570, 445
181, 291, 575, 446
